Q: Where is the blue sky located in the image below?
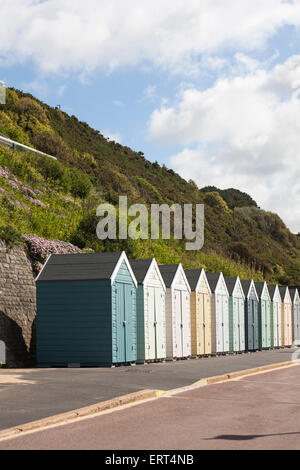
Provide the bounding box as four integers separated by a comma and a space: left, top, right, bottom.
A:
1, 1, 300, 231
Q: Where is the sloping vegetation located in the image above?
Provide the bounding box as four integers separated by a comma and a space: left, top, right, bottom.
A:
0, 87, 300, 284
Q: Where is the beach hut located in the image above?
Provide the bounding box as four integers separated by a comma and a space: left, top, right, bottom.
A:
206, 273, 230, 354
255, 282, 272, 349
279, 287, 293, 347
241, 280, 259, 351
185, 269, 212, 356
158, 264, 191, 359
290, 288, 300, 344
268, 285, 282, 348
36, 252, 137, 367
129, 259, 166, 363
224, 277, 245, 353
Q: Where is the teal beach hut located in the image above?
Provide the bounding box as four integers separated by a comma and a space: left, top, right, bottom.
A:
241, 280, 259, 351
224, 276, 245, 353
255, 282, 272, 349
36, 252, 137, 367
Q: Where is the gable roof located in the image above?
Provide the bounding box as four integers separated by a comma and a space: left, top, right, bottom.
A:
206, 272, 229, 296
184, 269, 201, 291
254, 282, 265, 298
158, 264, 179, 288
224, 277, 238, 296
206, 273, 221, 293
184, 269, 211, 294
36, 251, 137, 286
130, 258, 166, 289
268, 284, 281, 302
268, 284, 277, 299
224, 276, 245, 299
289, 287, 299, 303
159, 264, 191, 292
278, 286, 288, 302
240, 280, 252, 298
129, 259, 153, 284
241, 280, 259, 301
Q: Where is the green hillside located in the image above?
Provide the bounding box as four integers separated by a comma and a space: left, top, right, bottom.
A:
0, 87, 300, 285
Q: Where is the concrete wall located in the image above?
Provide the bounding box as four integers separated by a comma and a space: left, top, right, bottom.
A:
0, 241, 36, 367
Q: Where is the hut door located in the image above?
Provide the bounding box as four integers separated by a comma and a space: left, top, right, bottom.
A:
174, 290, 183, 357
277, 303, 282, 346
147, 287, 156, 360
204, 294, 211, 354
287, 305, 292, 346
273, 302, 279, 347
181, 292, 190, 357
267, 302, 272, 347
197, 293, 204, 355
283, 304, 287, 346
124, 283, 135, 362
216, 295, 223, 352
247, 301, 254, 350
261, 300, 267, 348
239, 298, 245, 351
154, 288, 165, 359
253, 301, 259, 349
233, 299, 239, 351
116, 282, 126, 363
222, 296, 229, 352
295, 305, 300, 342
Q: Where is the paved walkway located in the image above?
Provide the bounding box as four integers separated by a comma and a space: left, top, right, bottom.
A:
0, 348, 294, 431
1, 364, 300, 450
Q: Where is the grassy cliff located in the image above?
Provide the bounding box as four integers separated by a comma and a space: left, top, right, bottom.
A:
0, 87, 299, 284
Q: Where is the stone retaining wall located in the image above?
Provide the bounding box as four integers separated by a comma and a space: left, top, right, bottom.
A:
0, 241, 36, 367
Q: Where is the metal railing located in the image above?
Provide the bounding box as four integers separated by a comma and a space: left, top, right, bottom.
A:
0, 134, 57, 160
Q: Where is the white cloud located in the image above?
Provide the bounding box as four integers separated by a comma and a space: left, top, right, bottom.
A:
148, 55, 300, 232
1, 0, 300, 75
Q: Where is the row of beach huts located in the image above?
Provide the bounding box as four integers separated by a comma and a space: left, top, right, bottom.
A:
36, 252, 300, 367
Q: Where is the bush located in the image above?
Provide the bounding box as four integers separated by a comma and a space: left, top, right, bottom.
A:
16, 97, 48, 123
38, 157, 65, 181
69, 169, 92, 199
204, 192, 231, 214
31, 131, 71, 161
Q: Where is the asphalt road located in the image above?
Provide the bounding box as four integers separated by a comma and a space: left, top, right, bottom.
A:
0, 348, 295, 431
1, 364, 300, 450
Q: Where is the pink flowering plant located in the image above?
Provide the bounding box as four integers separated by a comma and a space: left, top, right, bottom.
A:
24, 235, 83, 272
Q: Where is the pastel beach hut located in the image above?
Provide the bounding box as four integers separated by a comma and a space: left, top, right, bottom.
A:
185, 269, 212, 356
241, 280, 259, 351
206, 273, 230, 354
158, 264, 191, 359
224, 276, 245, 353
129, 258, 167, 363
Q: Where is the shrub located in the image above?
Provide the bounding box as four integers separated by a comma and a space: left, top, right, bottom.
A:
31, 131, 71, 161
204, 192, 231, 214
16, 97, 48, 123
69, 169, 92, 199
38, 157, 65, 182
